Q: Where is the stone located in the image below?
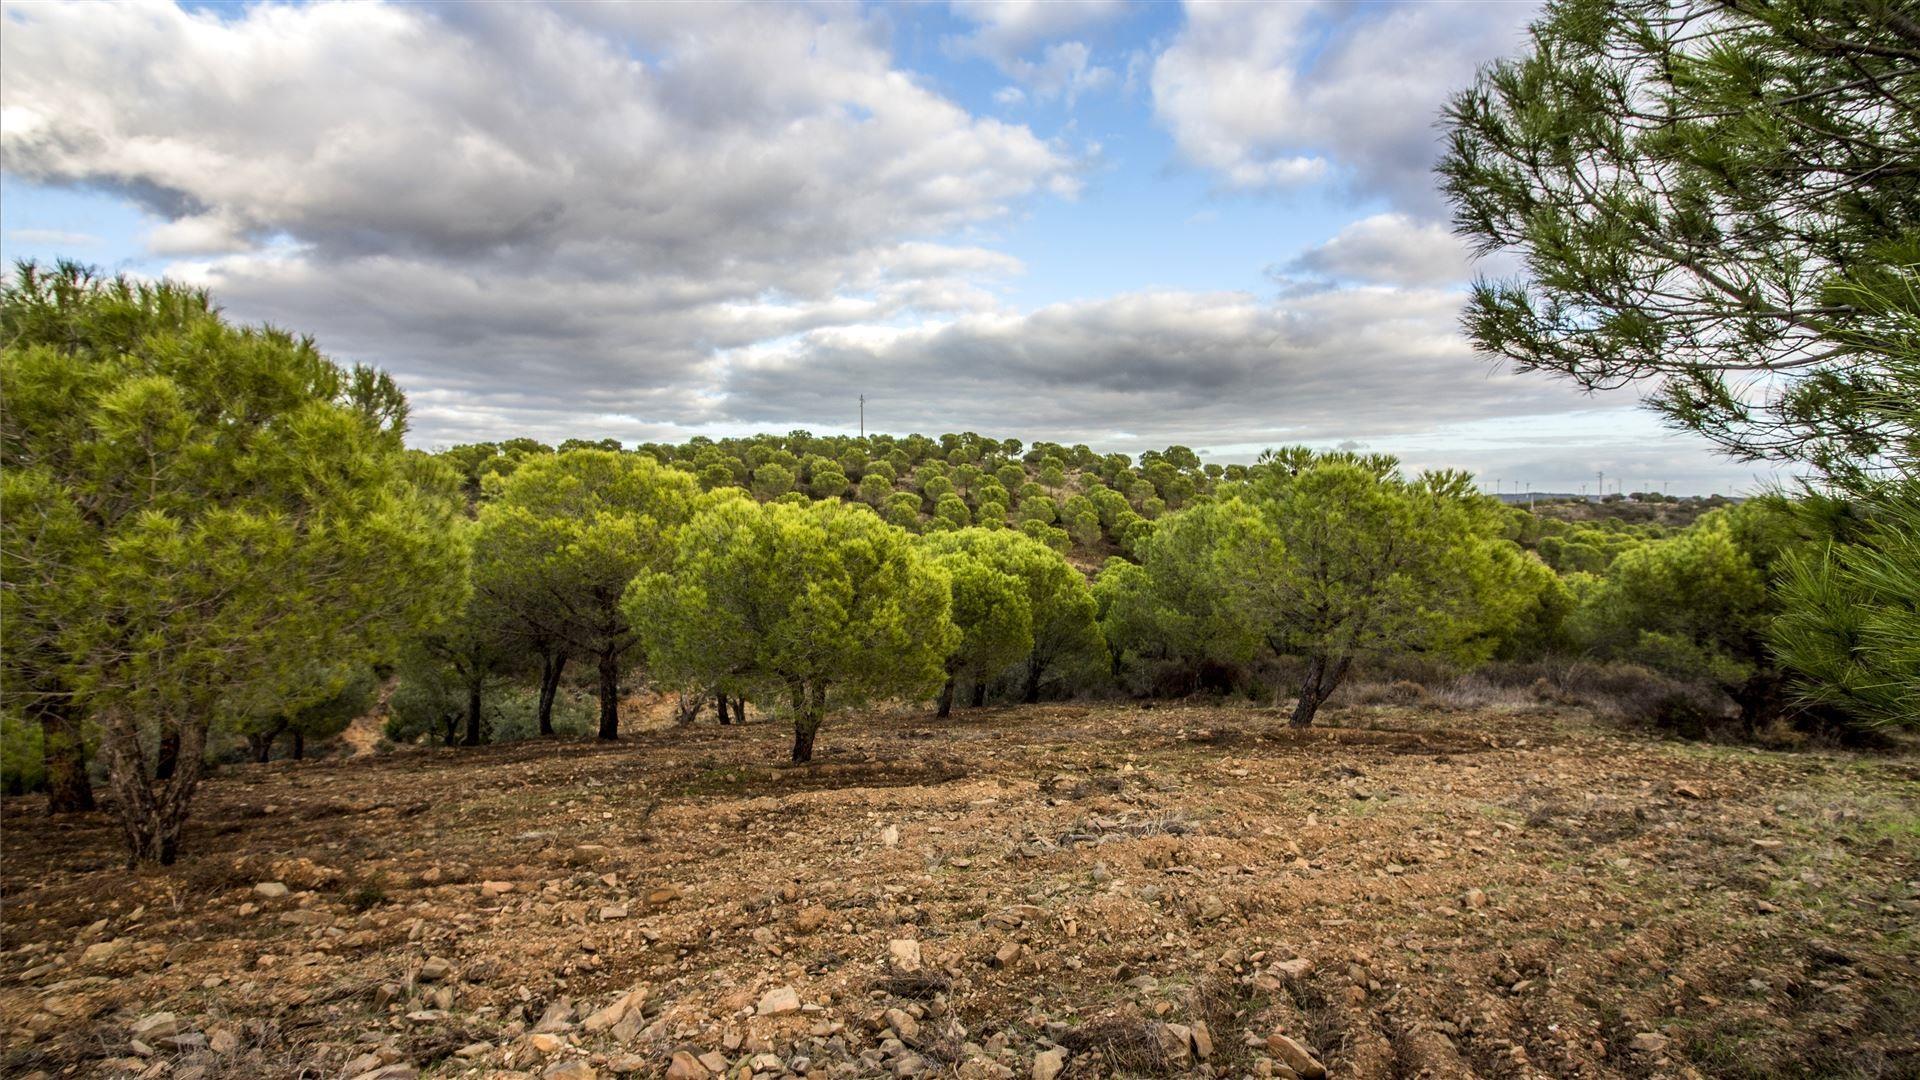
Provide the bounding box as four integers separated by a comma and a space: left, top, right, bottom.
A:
529, 1032, 567, 1053
543, 1061, 597, 1080
1031, 1047, 1067, 1080
886, 1007, 920, 1039
130, 1013, 184, 1041
1266, 1033, 1326, 1080
81, 938, 128, 964
887, 938, 923, 973
794, 906, 828, 933
350, 1066, 418, 1080
696, 1050, 730, 1073
254, 882, 290, 898
881, 824, 901, 847
757, 986, 802, 1016
341, 1052, 385, 1075
1630, 1032, 1670, 1054
1190, 1020, 1214, 1060
1463, 888, 1488, 909
481, 880, 516, 896
584, 989, 644, 1033
1156, 1023, 1192, 1063
599, 904, 629, 921
279, 910, 330, 926
992, 942, 1021, 969
665, 1051, 709, 1080
646, 885, 682, 907
534, 999, 576, 1032
417, 956, 454, 982
1272, 957, 1312, 981
207, 1028, 239, 1055
569, 844, 611, 866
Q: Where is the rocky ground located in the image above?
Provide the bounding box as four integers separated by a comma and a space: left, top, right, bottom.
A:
3, 699, 1917, 1080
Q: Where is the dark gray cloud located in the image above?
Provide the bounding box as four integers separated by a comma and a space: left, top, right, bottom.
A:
714, 287, 1615, 449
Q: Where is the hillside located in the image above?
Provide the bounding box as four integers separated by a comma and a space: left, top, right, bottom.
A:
4, 699, 1914, 1079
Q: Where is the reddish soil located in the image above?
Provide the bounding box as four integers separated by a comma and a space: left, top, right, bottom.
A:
3, 700, 1916, 1079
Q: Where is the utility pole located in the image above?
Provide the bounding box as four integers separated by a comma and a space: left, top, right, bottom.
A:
858, 394, 865, 439
1595, 470, 1605, 502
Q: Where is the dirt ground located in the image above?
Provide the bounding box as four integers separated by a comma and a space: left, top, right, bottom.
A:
3, 699, 1916, 1080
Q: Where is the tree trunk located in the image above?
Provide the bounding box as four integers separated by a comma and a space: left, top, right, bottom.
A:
716, 690, 731, 725
441, 715, 458, 747
937, 676, 956, 719
730, 697, 745, 725
1289, 654, 1352, 728
791, 683, 826, 763
596, 650, 620, 741
34, 693, 94, 814
972, 681, 987, 708
100, 711, 209, 867
537, 651, 567, 737
154, 727, 180, 781
463, 681, 483, 746
291, 731, 305, 760
1023, 656, 1043, 703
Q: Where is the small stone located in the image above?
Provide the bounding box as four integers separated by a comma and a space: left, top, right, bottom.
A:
1032, 1047, 1067, 1080
1756, 899, 1780, 914
534, 999, 576, 1033
130, 1013, 184, 1041
794, 906, 828, 933
1673, 783, 1707, 800
81, 938, 128, 964
481, 880, 516, 896
1190, 1020, 1214, 1060
599, 904, 629, 921
886, 1007, 920, 1039
696, 1051, 730, 1073
1273, 957, 1312, 981
341, 1052, 384, 1076
1629, 1032, 1669, 1054
992, 942, 1021, 969
417, 955, 454, 982
543, 1061, 597, 1080
529, 1032, 567, 1053
888, 938, 923, 973
665, 1051, 710, 1080
455, 1041, 493, 1058
757, 986, 802, 1015
254, 882, 289, 898
1463, 888, 1488, 910
881, 824, 901, 847
208, 1028, 239, 1055
646, 885, 682, 907
350, 1066, 419, 1080
1157, 1023, 1192, 1063
1266, 1033, 1326, 1080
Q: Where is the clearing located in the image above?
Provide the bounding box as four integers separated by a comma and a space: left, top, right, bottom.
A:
3, 700, 1917, 1079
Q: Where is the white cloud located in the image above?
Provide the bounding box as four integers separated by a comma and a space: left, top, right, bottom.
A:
948, 0, 1129, 64
4, 228, 101, 247
1286, 213, 1473, 288
1151, 1, 1537, 208
1, 0, 1074, 444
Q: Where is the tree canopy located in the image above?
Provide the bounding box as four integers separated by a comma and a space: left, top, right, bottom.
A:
0, 262, 464, 863
631, 496, 956, 761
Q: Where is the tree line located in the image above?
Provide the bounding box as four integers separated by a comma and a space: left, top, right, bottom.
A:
3, 0, 1914, 867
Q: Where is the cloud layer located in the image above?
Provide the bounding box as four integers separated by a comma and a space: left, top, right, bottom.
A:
0, 0, 1757, 489
1151, 2, 1534, 209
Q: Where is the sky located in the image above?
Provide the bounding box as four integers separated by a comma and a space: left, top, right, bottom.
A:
0, 0, 1785, 495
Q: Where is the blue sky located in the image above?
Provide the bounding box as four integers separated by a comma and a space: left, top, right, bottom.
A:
1, 0, 1783, 495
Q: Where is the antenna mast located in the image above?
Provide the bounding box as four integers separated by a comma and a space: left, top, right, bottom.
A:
859, 394, 865, 439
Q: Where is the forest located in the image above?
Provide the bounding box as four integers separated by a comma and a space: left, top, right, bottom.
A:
1, 1, 1916, 1078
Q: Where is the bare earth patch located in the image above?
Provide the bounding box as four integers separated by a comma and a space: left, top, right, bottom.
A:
3, 702, 1916, 1079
